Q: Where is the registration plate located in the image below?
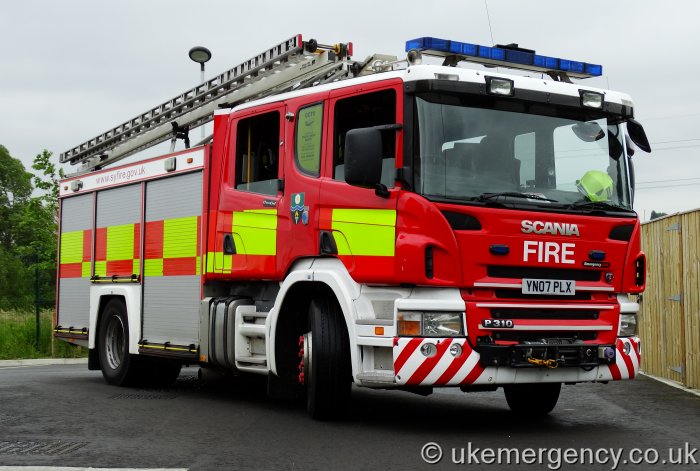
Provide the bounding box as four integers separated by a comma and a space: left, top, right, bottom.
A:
522, 278, 575, 296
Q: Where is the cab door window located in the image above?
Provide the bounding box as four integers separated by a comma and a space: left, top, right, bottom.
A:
234, 111, 280, 195
295, 102, 323, 177
333, 89, 396, 187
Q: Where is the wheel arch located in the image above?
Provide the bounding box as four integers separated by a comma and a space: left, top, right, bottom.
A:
88, 284, 142, 354
268, 258, 360, 381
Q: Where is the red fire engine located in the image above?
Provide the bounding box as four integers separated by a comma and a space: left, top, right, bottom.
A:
55, 34, 651, 419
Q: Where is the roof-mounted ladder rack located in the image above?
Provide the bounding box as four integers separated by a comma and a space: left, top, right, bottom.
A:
61, 34, 355, 173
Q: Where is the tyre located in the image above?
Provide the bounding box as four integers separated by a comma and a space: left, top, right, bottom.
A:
303, 297, 351, 420
97, 299, 142, 386
504, 382, 561, 416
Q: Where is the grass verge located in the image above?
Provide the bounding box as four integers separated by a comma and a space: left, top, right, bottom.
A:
0, 309, 87, 360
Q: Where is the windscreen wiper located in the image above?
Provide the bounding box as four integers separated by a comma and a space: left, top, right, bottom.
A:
477, 192, 558, 202
568, 200, 633, 212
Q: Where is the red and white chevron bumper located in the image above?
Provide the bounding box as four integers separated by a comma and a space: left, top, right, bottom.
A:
393, 336, 641, 386
602, 337, 641, 380
394, 338, 485, 386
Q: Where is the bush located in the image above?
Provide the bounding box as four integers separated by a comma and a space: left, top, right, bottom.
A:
0, 309, 87, 360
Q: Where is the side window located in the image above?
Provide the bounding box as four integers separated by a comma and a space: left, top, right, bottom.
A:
234, 111, 280, 196
333, 89, 396, 187
295, 103, 323, 177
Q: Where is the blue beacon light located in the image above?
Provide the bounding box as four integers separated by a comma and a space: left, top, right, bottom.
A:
405, 37, 602, 79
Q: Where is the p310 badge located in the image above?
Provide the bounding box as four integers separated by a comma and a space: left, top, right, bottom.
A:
482, 319, 515, 328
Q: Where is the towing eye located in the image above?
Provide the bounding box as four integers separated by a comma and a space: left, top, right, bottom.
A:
527, 358, 559, 369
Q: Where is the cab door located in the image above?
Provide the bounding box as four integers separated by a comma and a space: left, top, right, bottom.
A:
214, 104, 285, 279
276, 93, 328, 274
319, 82, 403, 283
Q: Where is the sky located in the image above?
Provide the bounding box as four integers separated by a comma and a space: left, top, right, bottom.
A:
1, 0, 699, 221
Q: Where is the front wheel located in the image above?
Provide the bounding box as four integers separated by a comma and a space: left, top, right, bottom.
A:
303, 297, 351, 420
97, 299, 141, 386
504, 382, 561, 416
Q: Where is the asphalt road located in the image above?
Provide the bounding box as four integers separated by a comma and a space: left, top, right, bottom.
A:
0, 364, 698, 470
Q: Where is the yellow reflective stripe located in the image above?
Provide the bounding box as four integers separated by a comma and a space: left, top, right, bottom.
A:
94, 261, 107, 277
233, 210, 277, 256
195, 256, 201, 275
331, 209, 396, 257
332, 209, 396, 226
144, 258, 163, 277
107, 224, 134, 261
133, 258, 140, 275
235, 209, 278, 229
333, 232, 352, 256
60, 231, 83, 264
206, 251, 216, 273
163, 216, 198, 259
81, 261, 91, 278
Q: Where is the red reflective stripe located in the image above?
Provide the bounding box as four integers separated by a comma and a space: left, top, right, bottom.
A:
95, 227, 107, 261
145, 220, 164, 259
82, 229, 92, 261
133, 223, 141, 259
319, 208, 333, 230
619, 343, 635, 379
435, 342, 471, 385
223, 212, 233, 233
460, 362, 485, 385
163, 257, 197, 276
406, 339, 452, 385
608, 346, 622, 380
608, 363, 622, 380
60, 263, 82, 278
107, 260, 134, 275
394, 338, 422, 373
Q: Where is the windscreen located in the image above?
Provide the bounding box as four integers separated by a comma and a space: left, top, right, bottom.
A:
415, 94, 632, 211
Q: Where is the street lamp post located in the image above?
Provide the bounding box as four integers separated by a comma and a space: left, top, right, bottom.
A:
188, 46, 212, 140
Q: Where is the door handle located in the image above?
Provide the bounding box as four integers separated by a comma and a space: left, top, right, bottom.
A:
223, 233, 236, 255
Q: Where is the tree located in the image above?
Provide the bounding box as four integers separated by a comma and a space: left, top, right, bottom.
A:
0, 146, 60, 309
0, 145, 33, 249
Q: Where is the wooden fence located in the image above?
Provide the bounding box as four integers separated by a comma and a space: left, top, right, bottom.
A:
639, 210, 700, 389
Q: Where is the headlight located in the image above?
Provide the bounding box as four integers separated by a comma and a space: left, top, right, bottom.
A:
619, 314, 637, 337
397, 311, 464, 337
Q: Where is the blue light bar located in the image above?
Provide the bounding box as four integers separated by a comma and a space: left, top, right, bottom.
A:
405, 36, 603, 79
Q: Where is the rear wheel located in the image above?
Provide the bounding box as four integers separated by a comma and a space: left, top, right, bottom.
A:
504, 382, 561, 416
98, 299, 141, 386
303, 297, 351, 420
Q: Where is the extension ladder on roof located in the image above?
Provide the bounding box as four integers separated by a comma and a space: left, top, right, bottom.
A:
61, 35, 356, 173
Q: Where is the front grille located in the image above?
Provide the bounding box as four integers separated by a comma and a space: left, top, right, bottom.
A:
494, 289, 592, 301
487, 266, 600, 282
490, 308, 599, 320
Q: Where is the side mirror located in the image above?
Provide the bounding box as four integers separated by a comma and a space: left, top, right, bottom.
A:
627, 119, 651, 153
344, 128, 383, 187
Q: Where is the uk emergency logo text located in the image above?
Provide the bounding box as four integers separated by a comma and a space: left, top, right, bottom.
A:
420, 442, 698, 469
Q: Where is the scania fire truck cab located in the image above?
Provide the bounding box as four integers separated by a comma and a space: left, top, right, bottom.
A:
56, 36, 650, 419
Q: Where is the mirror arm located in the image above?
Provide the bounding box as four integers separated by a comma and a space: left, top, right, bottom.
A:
373, 123, 403, 132
374, 183, 390, 199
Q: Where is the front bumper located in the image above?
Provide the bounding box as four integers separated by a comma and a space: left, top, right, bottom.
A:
393, 336, 640, 386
